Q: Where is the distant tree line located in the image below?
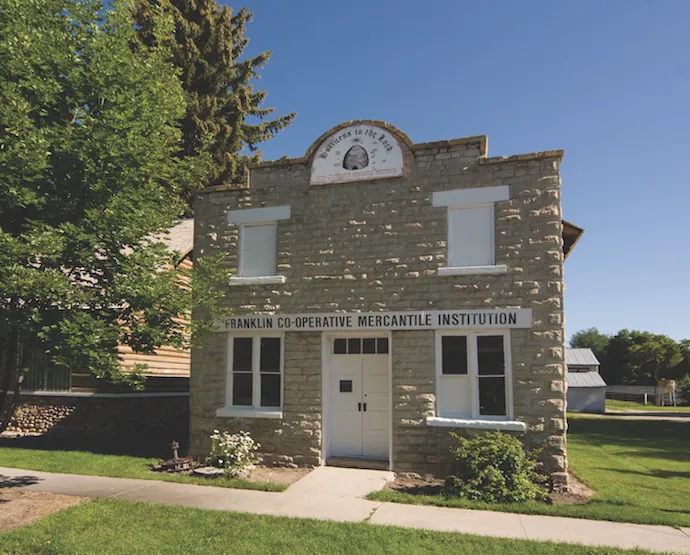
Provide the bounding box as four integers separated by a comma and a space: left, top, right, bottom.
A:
569, 328, 690, 385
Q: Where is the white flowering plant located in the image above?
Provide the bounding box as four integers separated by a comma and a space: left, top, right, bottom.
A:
206, 430, 259, 475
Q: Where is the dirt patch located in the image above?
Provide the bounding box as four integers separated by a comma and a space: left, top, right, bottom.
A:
551, 472, 595, 505
0, 491, 86, 531
384, 470, 595, 506
247, 466, 311, 486
385, 474, 445, 496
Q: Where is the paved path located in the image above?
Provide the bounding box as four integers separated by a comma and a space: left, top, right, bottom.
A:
2, 466, 690, 554
582, 411, 690, 422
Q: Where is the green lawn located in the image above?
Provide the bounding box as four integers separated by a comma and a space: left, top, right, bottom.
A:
0, 498, 659, 555
369, 416, 690, 527
606, 399, 690, 413
0, 447, 285, 492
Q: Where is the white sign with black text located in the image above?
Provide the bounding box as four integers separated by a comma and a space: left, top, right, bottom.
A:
310, 124, 404, 185
222, 309, 532, 332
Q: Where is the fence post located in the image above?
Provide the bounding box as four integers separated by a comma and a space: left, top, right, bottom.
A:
643, 393, 648, 406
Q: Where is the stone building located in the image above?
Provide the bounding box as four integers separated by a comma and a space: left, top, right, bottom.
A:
190, 120, 582, 482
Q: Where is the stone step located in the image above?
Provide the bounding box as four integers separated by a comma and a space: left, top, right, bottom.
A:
326, 457, 389, 471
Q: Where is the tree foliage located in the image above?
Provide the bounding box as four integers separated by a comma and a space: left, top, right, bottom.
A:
569, 328, 687, 385
132, 0, 295, 190
0, 0, 231, 431
569, 327, 609, 363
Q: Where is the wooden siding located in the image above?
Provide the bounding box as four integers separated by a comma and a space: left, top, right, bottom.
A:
118, 254, 192, 378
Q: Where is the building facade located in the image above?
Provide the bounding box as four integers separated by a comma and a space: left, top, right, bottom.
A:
191, 120, 578, 481
566, 348, 606, 413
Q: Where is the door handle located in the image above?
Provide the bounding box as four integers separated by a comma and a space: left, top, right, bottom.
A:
358, 402, 361, 411
363, 403, 367, 412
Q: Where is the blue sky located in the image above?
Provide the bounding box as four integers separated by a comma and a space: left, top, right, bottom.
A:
226, 0, 690, 342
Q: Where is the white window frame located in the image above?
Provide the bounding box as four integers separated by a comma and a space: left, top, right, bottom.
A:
429, 330, 525, 432
432, 185, 509, 276
227, 205, 290, 285
216, 331, 284, 419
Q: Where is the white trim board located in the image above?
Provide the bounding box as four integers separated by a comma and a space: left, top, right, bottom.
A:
227, 205, 291, 225
432, 185, 510, 208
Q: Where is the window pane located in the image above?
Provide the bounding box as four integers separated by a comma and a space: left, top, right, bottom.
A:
441, 336, 468, 375
232, 373, 253, 406
448, 205, 493, 267
377, 338, 389, 354
479, 376, 506, 416
240, 223, 277, 277
477, 335, 505, 376
334, 339, 347, 354
260, 337, 281, 373
362, 338, 376, 354
232, 338, 253, 372
348, 338, 361, 354
340, 380, 353, 393
260, 374, 281, 407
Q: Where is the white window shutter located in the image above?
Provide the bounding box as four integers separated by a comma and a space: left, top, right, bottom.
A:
448, 205, 494, 267
239, 223, 277, 277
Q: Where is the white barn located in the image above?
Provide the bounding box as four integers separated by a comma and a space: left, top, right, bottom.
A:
566, 348, 606, 413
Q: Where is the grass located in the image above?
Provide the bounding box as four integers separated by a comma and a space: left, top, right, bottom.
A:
0, 447, 285, 492
369, 416, 690, 527
606, 399, 690, 413
0, 498, 660, 555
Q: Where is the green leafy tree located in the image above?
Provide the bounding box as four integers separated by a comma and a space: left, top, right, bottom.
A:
132, 0, 295, 191
603, 330, 684, 385
0, 0, 231, 432
569, 327, 610, 363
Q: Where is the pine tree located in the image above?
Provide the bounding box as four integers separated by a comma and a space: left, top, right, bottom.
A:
132, 0, 295, 188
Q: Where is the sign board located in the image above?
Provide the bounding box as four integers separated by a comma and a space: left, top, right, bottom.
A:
310, 124, 404, 186
222, 309, 532, 332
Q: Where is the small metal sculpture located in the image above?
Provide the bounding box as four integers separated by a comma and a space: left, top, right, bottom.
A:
152, 439, 193, 473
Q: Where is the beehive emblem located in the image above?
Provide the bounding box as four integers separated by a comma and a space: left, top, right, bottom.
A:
342, 145, 369, 170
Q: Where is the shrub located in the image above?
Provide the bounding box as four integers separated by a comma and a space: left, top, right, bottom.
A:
444, 431, 548, 503
206, 430, 259, 475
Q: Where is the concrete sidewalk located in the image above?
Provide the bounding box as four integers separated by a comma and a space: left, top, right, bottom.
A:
2, 466, 690, 554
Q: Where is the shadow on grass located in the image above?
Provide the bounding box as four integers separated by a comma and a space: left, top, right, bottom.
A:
568, 417, 690, 462
595, 467, 690, 480
0, 431, 186, 459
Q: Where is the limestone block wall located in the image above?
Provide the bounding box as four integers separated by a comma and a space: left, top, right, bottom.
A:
191, 126, 566, 475
190, 332, 322, 466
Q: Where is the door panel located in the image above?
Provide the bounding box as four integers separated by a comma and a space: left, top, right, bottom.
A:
329, 338, 389, 461
362, 354, 389, 459
330, 354, 363, 457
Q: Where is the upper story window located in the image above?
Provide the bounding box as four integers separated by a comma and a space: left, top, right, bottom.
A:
432, 185, 510, 276
226, 205, 290, 285
240, 223, 277, 277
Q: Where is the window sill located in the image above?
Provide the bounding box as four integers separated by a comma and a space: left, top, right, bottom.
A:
426, 416, 526, 432
229, 275, 286, 286
437, 265, 508, 276
216, 408, 283, 419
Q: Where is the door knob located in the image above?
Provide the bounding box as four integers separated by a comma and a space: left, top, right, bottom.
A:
358, 402, 362, 411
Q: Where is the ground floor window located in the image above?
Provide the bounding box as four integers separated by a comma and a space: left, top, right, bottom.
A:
435, 331, 512, 419
228, 333, 283, 409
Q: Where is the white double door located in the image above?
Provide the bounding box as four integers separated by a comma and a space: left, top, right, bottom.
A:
329, 338, 389, 460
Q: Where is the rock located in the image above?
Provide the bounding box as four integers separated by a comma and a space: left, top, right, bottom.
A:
192, 466, 225, 478
397, 472, 422, 480
227, 464, 255, 479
